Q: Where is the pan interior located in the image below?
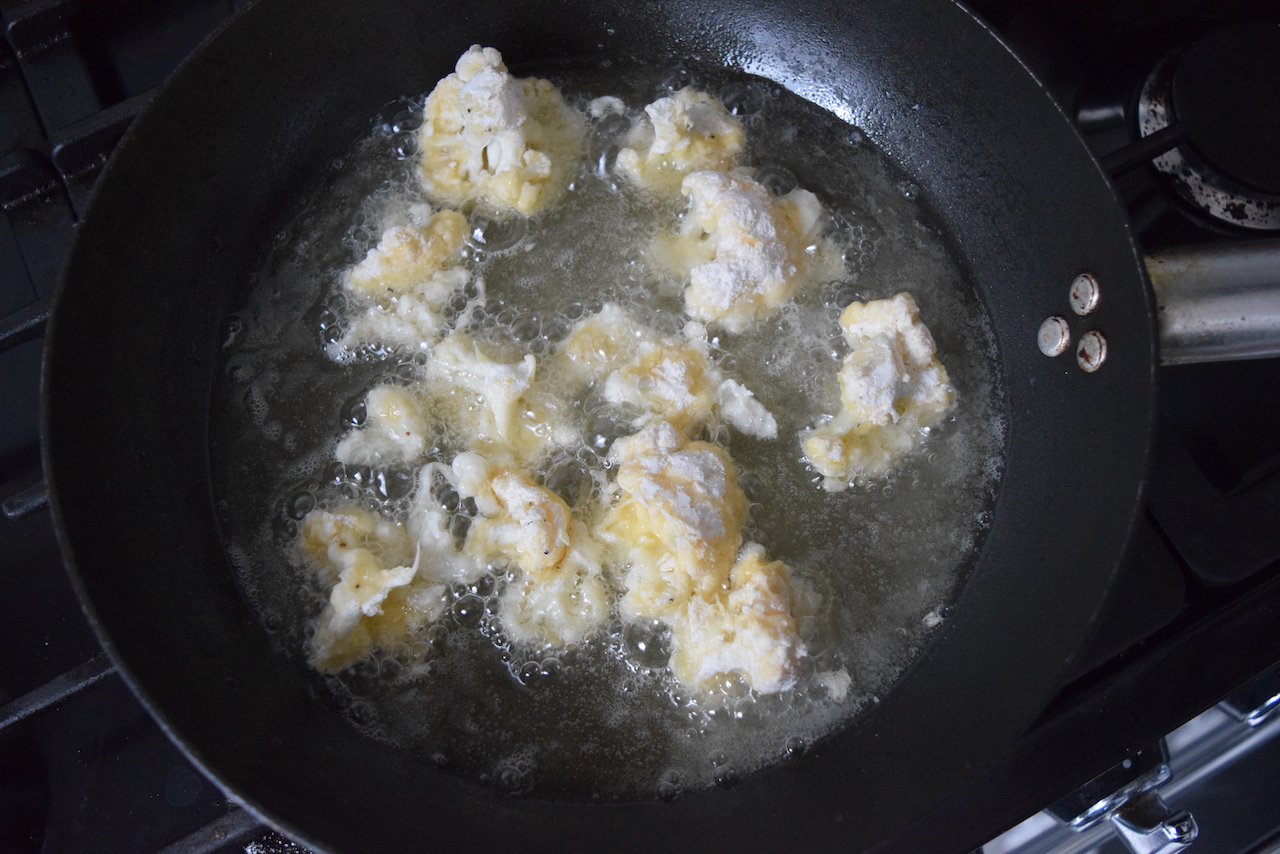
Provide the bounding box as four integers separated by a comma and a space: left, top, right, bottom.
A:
208, 55, 1004, 800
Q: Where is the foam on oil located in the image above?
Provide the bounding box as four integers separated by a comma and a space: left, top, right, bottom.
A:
210, 57, 1003, 801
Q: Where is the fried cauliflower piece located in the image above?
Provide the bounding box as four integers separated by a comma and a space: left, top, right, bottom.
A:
802, 292, 955, 489
424, 329, 574, 459
714, 378, 777, 440
553, 302, 658, 393
331, 210, 473, 357
672, 544, 805, 694
346, 211, 469, 299
498, 556, 611, 647
334, 384, 430, 467
300, 504, 416, 589
602, 340, 718, 436
454, 454, 573, 575
554, 303, 777, 441
299, 504, 437, 673
417, 45, 586, 216
300, 467, 492, 673
655, 169, 836, 334
603, 421, 748, 620
615, 89, 745, 196
602, 423, 806, 693
451, 453, 610, 646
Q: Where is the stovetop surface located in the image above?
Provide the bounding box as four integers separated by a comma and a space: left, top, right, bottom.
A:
2, 1, 1278, 853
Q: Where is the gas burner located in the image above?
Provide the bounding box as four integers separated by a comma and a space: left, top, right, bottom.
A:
1137, 23, 1280, 231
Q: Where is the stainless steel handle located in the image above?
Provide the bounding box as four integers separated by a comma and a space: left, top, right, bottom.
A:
1111, 789, 1198, 854
1145, 239, 1280, 366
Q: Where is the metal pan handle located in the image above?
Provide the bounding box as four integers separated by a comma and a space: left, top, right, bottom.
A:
1146, 239, 1280, 365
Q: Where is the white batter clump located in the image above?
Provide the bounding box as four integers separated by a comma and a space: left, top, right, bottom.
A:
417, 45, 586, 216
615, 88, 745, 196
802, 293, 955, 490
602, 421, 809, 694
331, 206, 471, 357
653, 169, 844, 333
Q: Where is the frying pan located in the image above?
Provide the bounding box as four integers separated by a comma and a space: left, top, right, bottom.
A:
41, 0, 1154, 851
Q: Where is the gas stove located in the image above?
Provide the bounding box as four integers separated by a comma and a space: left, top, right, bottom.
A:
1, 2, 1277, 853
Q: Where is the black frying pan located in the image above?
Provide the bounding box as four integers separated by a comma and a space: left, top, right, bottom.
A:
41, 0, 1154, 851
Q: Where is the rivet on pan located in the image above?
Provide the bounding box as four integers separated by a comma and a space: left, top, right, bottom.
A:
1037, 316, 1071, 357
1077, 329, 1107, 372
1070, 273, 1100, 315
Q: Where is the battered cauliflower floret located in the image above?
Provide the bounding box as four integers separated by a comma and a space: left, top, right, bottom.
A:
298, 504, 438, 673
555, 303, 778, 440
602, 424, 807, 693
672, 544, 806, 694
417, 45, 586, 216
345, 211, 469, 299
602, 421, 748, 620
450, 453, 610, 646
802, 292, 955, 489
655, 169, 833, 334
714, 378, 777, 440
603, 340, 718, 436
615, 89, 745, 196
553, 302, 659, 393
334, 274, 471, 357
334, 385, 430, 466
299, 504, 416, 587
498, 557, 611, 647
424, 329, 574, 459
453, 455, 572, 575
299, 467, 493, 674
332, 211, 472, 356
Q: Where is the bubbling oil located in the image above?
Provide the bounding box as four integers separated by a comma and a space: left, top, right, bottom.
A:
210, 57, 1003, 801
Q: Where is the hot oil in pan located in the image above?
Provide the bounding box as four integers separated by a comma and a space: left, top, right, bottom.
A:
209, 58, 1003, 800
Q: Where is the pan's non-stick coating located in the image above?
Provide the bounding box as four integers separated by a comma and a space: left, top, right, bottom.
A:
42, 0, 1154, 851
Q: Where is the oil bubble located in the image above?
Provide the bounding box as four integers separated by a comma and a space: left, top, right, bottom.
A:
468, 212, 527, 252
340, 395, 366, 427
348, 702, 374, 726
624, 619, 671, 668
469, 573, 496, 598
755, 164, 798, 196
392, 133, 418, 159
732, 698, 762, 727
493, 757, 536, 794
287, 489, 316, 520
656, 769, 685, 801
451, 594, 486, 630
585, 403, 637, 451
721, 81, 765, 116
390, 108, 422, 134
342, 658, 379, 696
660, 65, 698, 91
379, 657, 403, 681
713, 763, 739, 789
544, 458, 592, 507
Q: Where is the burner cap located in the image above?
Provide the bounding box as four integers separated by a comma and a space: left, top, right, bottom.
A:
1173, 23, 1280, 196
